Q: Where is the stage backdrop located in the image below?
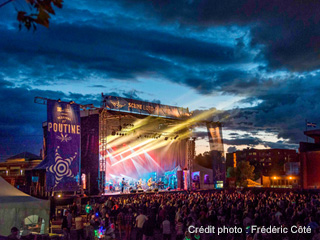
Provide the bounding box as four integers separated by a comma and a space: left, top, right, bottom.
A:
45, 100, 80, 191
100, 139, 187, 184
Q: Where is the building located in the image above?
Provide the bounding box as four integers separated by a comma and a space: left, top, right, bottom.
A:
226, 148, 300, 187
0, 152, 42, 188
300, 130, 320, 189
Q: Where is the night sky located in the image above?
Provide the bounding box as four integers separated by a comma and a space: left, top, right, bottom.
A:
0, 0, 320, 160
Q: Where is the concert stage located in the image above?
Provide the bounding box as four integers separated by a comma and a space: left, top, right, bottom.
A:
80, 95, 225, 195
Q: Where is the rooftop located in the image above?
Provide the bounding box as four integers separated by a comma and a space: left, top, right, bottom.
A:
6, 152, 41, 162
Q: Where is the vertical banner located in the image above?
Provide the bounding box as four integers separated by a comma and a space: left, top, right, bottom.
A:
183, 170, 189, 190
46, 100, 80, 191
206, 122, 225, 184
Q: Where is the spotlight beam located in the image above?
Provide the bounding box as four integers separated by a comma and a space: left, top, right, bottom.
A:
111, 138, 154, 158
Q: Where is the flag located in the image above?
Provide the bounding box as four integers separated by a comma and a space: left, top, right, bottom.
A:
307, 122, 317, 128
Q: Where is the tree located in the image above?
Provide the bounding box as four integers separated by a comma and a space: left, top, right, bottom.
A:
194, 151, 212, 169
0, 0, 63, 30
227, 161, 255, 187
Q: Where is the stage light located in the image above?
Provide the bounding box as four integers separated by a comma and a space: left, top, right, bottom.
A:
273, 176, 277, 180
174, 135, 179, 139
164, 137, 168, 140
289, 176, 293, 180
111, 131, 116, 136
57, 194, 61, 198
112, 139, 154, 159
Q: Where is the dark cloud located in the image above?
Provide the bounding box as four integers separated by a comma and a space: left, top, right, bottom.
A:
264, 141, 298, 150
224, 136, 298, 150
89, 85, 106, 88
227, 146, 238, 153
192, 131, 208, 139
0, 21, 245, 91
0, 82, 145, 160
229, 133, 239, 136
122, 90, 144, 100
116, 0, 320, 72
224, 137, 262, 146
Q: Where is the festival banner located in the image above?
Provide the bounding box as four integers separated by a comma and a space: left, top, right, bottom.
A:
206, 122, 226, 183
46, 99, 80, 191
102, 95, 190, 119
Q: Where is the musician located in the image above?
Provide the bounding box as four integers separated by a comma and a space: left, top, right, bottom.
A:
147, 177, 153, 189
163, 176, 169, 188
121, 178, 126, 193
157, 178, 164, 189
136, 178, 143, 189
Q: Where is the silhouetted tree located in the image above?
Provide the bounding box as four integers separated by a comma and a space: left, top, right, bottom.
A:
227, 161, 255, 187
194, 151, 212, 169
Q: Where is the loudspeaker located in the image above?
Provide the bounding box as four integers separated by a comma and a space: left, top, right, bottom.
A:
138, 189, 144, 193
153, 188, 158, 192
177, 170, 183, 189
130, 189, 137, 193
146, 189, 152, 192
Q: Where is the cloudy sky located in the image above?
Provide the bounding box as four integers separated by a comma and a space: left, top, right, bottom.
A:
0, 0, 319, 160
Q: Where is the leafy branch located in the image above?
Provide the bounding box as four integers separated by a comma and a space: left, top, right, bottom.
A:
1, 0, 63, 30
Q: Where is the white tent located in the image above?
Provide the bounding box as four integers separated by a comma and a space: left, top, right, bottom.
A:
0, 177, 50, 236
193, 163, 214, 189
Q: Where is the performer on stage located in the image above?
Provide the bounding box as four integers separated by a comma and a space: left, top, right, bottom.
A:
136, 178, 143, 189
164, 176, 169, 188
147, 177, 154, 189
121, 178, 126, 193
157, 178, 164, 189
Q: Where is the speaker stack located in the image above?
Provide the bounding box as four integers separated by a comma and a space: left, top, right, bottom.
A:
177, 170, 183, 189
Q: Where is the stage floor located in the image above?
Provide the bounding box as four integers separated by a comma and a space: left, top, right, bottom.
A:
102, 189, 185, 197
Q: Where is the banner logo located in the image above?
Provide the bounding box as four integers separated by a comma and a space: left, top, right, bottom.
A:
56, 133, 72, 142
47, 146, 77, 188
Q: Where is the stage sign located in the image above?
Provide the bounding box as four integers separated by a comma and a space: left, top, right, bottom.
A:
102, 95, 190, 119
46, 99, 80, 191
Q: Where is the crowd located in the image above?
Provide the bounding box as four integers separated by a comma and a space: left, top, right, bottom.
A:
59, 190, 320, 240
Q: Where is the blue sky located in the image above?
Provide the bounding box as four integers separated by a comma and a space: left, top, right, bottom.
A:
0, 0, 320, 159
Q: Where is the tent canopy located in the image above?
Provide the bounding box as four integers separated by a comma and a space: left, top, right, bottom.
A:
0, 177, 50, 236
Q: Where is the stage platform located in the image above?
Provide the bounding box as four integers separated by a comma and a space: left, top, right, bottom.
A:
101, 189, 186, 197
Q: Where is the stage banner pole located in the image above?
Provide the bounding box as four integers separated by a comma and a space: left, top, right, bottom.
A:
46, 99, 81, 192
